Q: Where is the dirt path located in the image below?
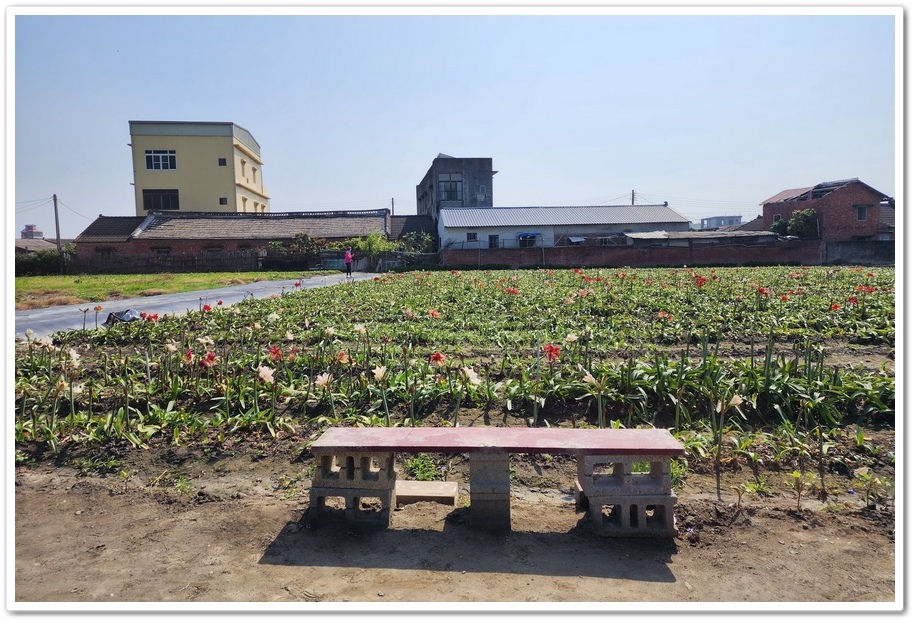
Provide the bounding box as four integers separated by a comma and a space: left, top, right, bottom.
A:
12, 438, 898, 611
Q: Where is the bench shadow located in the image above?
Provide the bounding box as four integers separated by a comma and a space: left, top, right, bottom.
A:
257, 505, 678, 583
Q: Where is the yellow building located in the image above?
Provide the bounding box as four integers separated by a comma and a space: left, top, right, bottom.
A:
128, 121, 270, 216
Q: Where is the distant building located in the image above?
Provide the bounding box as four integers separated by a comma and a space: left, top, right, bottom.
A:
20, 224, 44, 239
128, 121, 270, 216
416, 154, 496, 220
761, 178, 893, 242
699, 215, 742, 229
438, 204, 690, 250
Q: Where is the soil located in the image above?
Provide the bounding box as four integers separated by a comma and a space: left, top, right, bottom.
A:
12, 422, 897, 611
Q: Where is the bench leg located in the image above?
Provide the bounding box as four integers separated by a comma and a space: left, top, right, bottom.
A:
469, 452, 511, 530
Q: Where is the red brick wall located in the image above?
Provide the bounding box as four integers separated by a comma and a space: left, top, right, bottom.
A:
762, 183, 884, 242
442, 239, 823, 269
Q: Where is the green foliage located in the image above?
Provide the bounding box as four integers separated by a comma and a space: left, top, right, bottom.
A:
398, 231, 436, 253
403, 453, 443, 481
16, 249, 64, 277
787, 208, 819, 238
770, 218, 789, 236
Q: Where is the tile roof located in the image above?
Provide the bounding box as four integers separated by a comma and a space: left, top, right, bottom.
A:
73, 216, 147, 243
760, 178, 892, 204
439, 205, 690, 229
14, 238, 60, 252
389, 215, 437, 238
132, 210, 389, 241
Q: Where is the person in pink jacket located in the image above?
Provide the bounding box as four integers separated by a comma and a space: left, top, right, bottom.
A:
343, 246, 353, 277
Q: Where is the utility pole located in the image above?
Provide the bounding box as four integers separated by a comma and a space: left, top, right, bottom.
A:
53, 193, 63, 274
391, 197, 394, 216
53, 193, 61, 253
631, 190, 635, 206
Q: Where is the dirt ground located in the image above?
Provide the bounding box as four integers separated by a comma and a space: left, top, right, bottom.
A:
12, 428, 898, 613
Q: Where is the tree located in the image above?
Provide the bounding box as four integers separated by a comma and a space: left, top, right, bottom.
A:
398, 231, 436, 253
770, 218, 789, 236
787, 208, 819, 239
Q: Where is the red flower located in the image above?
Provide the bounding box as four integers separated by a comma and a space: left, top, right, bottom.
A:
848, 296, 859, 305
203, 304, 212, 312
217, 300, 223, 306
542, 343, 561, 362
428, 309, 441, 318
504, 287, 520, 295
184, 348, 194, 364
830, 303, 840, 311
429, 351, 447, 367
269, 345, 283, 361
146, 313, 159, 322
780, 295, 789, 301
199, 351, 217, 368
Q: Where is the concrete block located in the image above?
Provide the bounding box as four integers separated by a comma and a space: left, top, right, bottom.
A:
395, 480, 458, 506
311, 452, 396, 490
583, 493, 678, 537
309, 485, 394, 527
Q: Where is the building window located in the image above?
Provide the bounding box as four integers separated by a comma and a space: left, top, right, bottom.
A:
466, 232, 477, 242
219, 197, 228, 205
518, 233, 540, 248
856, 205, 869, 221
95, 247, 114, 258
145, 150, 176, 170
772, 213, 782, 223
203, 247, 223, 255
598, 237, 612, 246
142, 189, 179, 211
152, 247, 171, 255
438, 173, 463, 201
489, 234, 499, 249
218, 158, 227, 166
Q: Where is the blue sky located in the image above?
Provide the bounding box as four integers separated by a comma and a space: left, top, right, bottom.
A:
9, 6, 900, 240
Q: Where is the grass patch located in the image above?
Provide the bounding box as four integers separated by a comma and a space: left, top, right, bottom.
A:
15, 271, 325, 310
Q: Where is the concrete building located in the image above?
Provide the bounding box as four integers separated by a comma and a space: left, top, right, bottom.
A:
128, 121, 270, 216
438, 204, 691, 251
699, 215, 742, 229
415, 154, 496, 220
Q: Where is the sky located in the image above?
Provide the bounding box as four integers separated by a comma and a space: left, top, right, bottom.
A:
8, 4, 901, 241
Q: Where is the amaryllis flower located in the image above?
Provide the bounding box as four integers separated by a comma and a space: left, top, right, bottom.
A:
336, 350, 350, 364
269, 345, 283, 361
583, 372, 598, 386
848, 296, 859, 304
286, 331, 295, 341
93, 305, 103, 312
373, 365, 387, 382
565, 333, 578, 342
542, 343, 561, 362
428, 309, 441, 318
429, 351, 447, 367
258, 365, 275, 383
325, 327, 336, 336
830, 303, 840, 311
68, 348, 81, 368
461, 367, 481, 386
315, 372, 332, 388
165, 342, 178, 352
217, 300, 223, 306
354, 324, 367, 335
202, 304, 212, 312
196, 336, 214, 346
199, 351, 217, 368
184, 348, 194, 364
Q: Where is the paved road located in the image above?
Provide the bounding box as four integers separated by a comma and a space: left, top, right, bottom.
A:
14, 272, 376, 340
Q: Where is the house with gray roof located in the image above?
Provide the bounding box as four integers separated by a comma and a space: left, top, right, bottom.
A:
438, 204, 691, 250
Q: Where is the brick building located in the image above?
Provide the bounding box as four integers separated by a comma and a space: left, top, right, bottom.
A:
761, 178, 894, 242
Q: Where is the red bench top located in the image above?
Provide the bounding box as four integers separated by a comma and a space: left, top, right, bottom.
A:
310, 427, 684, 456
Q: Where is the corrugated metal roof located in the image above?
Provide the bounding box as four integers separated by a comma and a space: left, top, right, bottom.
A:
439, 205, 689, 228
626, 230, 776, 240
132, 210, 388, 241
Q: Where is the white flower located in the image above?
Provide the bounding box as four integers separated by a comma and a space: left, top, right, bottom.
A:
252, 322, 262, 330
165, 342, 178, 352
565, 333, 578, 342
372, 366, 387, 382
196, 336, 214, 346
461, 367, 481, 386
286, 331, 295, 341
315, 372, 332, 388
354, 324, 367, 336
325, 327, 336, 337
257, 365, 275, 383
68, 348, 81, 368
266, 312, 280, 323
583, 372, 597, 386
25, 329, 34, 339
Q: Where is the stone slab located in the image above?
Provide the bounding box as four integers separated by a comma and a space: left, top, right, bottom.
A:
395, 480, 459, 506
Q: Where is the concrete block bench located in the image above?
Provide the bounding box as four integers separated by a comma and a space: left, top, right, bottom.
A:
308, 426, 685, 536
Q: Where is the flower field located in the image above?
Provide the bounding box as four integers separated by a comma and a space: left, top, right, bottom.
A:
15, 265, 895, 499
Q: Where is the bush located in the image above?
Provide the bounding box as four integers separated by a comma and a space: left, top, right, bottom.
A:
15, 250, 63, 276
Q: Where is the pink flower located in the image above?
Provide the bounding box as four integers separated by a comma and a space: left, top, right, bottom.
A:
429, 351, 447, 367
428, 308, 441, 318
269, 345, 282, 362
199, 351, 217, 368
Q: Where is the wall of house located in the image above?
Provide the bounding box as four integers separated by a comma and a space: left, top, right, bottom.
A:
131, 127, 269, 217
762, 183, 884, 242
440, 222, 691, 249
824, 241, 895, 265
442, 239, 823, 269
416, 157, 494, 218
